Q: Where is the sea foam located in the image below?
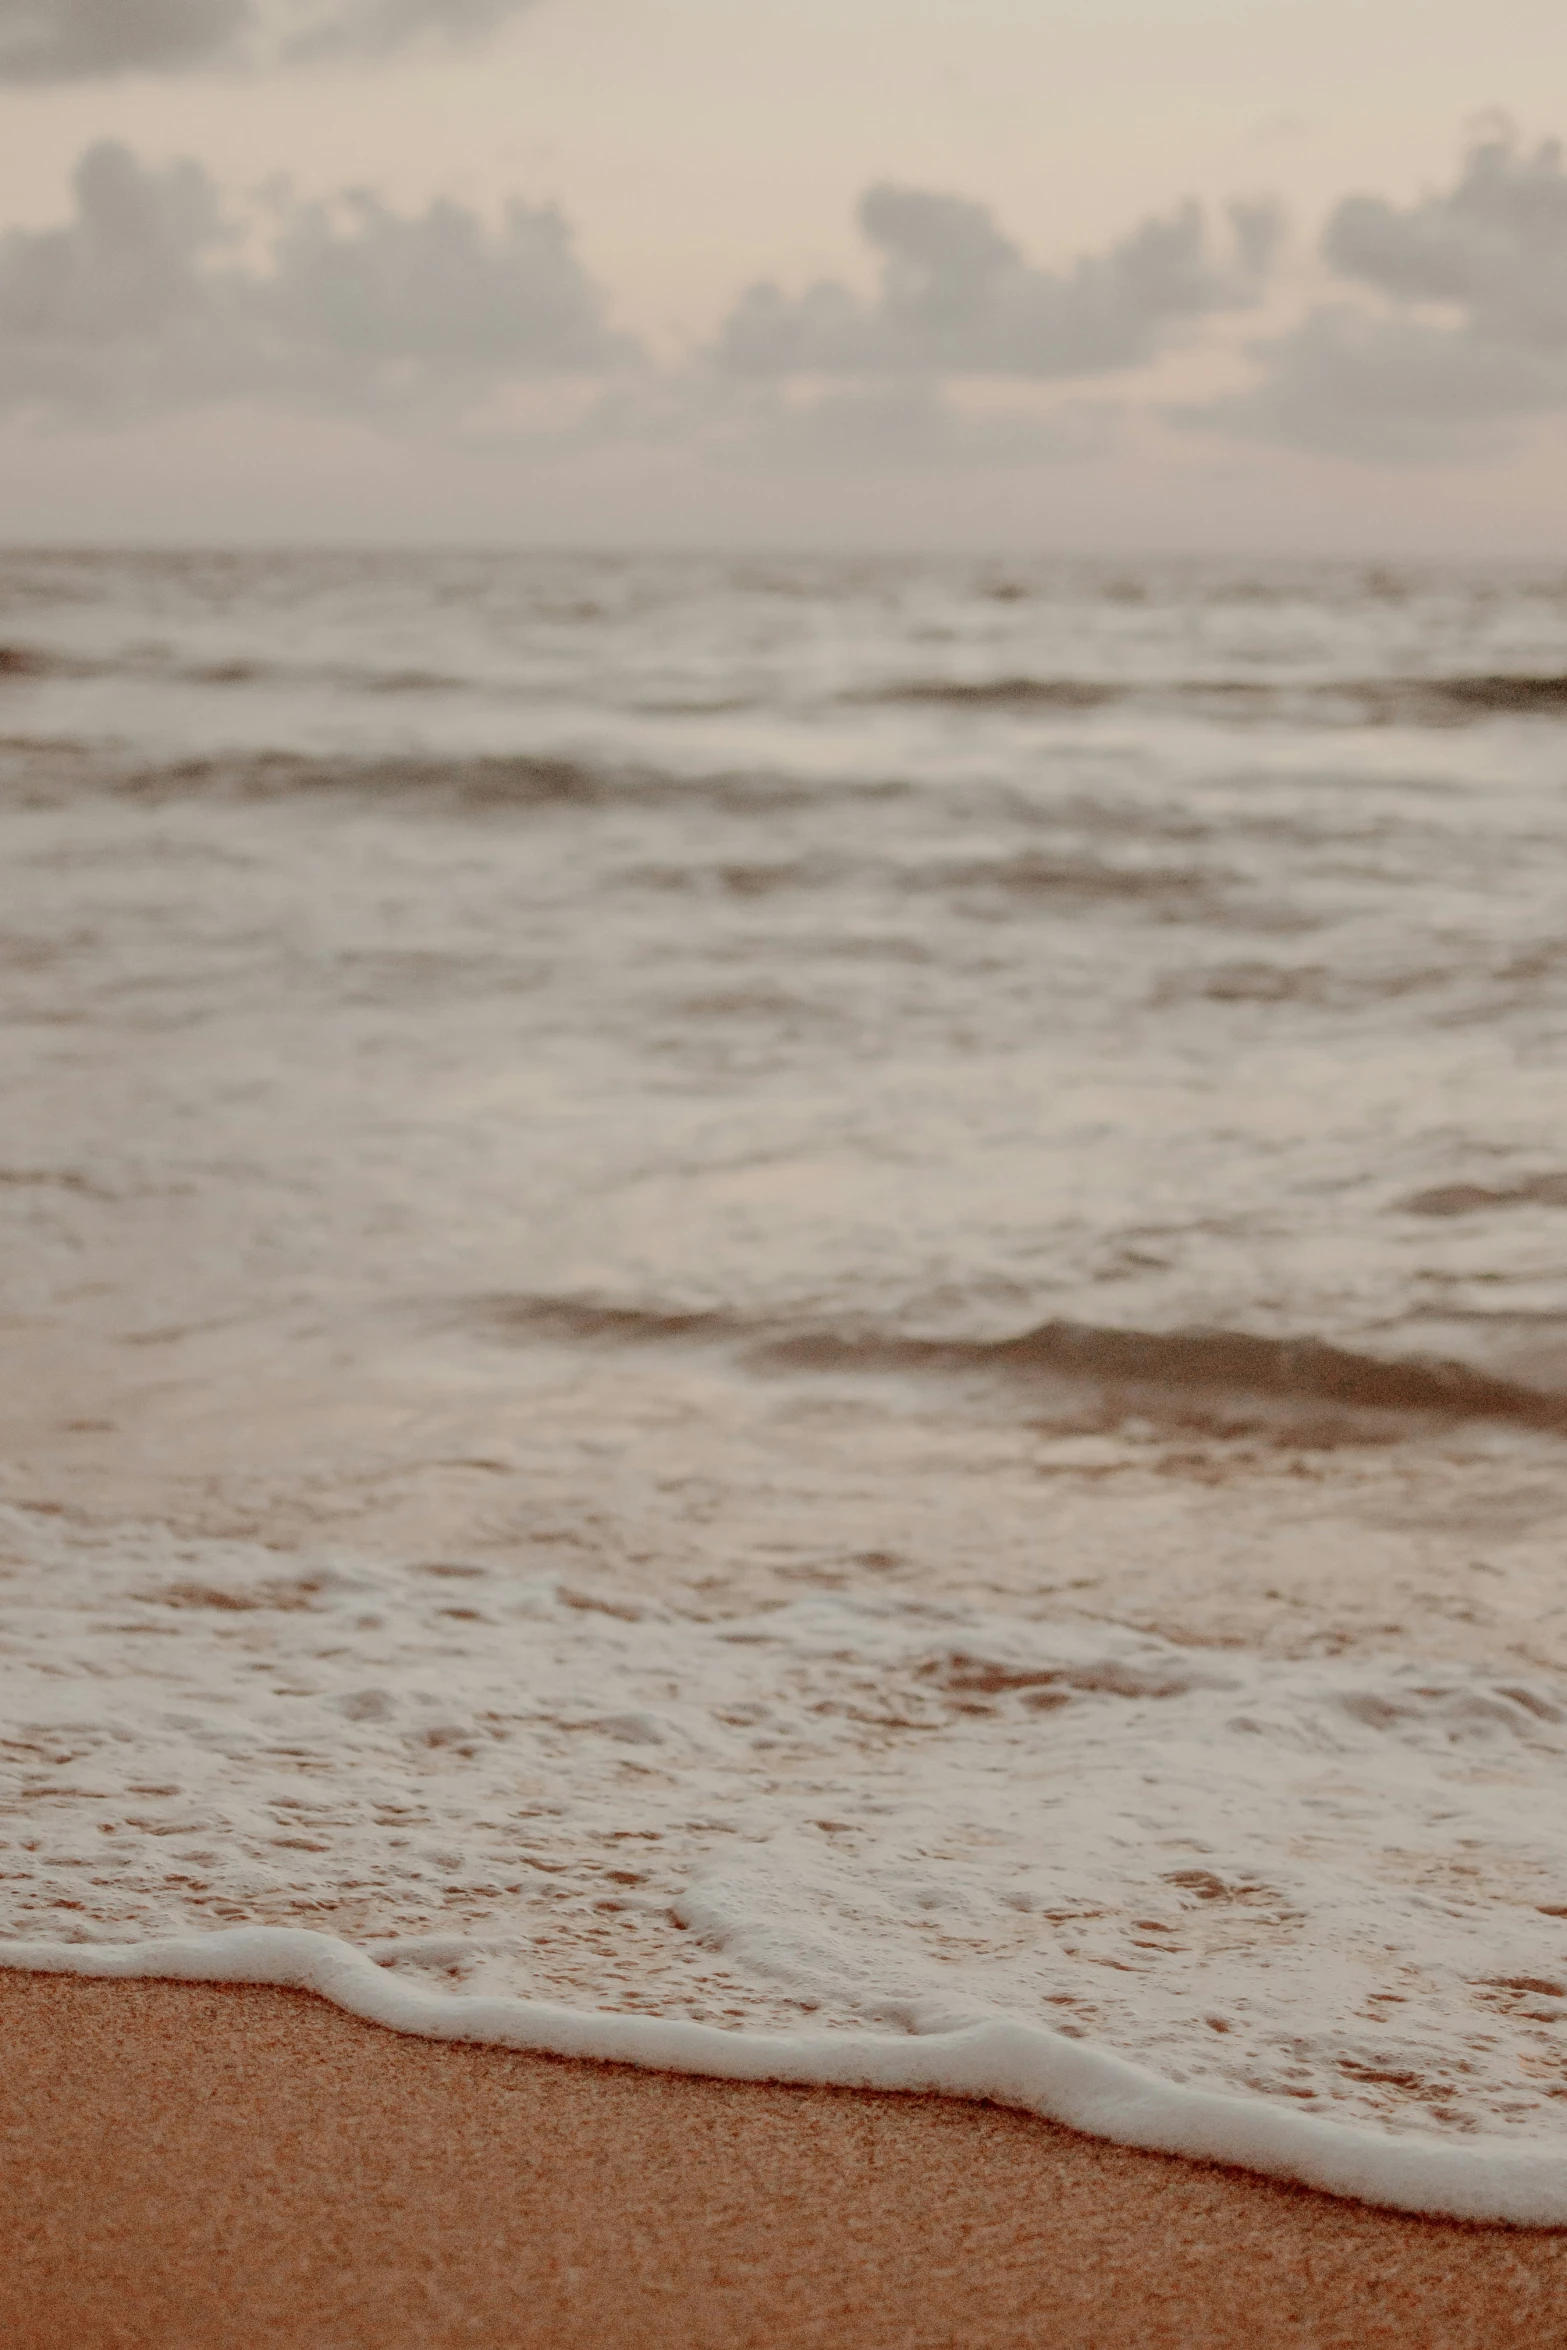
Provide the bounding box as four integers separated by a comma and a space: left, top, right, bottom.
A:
2, 1502, 1565, 2223
6, 1925, 1565, 2227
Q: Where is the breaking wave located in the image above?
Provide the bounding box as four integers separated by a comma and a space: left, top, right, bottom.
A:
4, 1508, 1567, 2226
473, 1298, 1567, 1436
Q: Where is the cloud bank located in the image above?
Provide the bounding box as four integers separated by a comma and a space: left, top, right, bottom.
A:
0, 142, 633, 420
0, 0, 532, 81
713, 185, 1282, 382
5, 128, 1567, 474
1201, 128, 1567, 458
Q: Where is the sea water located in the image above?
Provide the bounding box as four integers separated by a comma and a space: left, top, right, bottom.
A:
2, 549, 1566, 2221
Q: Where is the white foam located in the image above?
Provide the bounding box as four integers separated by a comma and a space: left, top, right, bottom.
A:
6, 1926, 1566, 2227
3, 1503, 1567, 2223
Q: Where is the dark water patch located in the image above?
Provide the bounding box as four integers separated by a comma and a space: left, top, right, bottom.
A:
178, 654, 467, 694
1013, 791, 1216, 848
1401, 1174, 1567, 1218
1164, 960, 1334, 1006
1435, 674, 1567, 715
630, 695, 758, 717
186, 660, 271, 686
715, 858, 833, 897
1155, 959, 1454, 1011
0, 746, 853, 819
0, 1164, 110, 1197
1493, 939, 1567, 988
3, 641, 482, 697
113, 750, 608, 810
472, 1296, 734, 1349
147, 1575, 326, 1613
332, 947, 550, 1004
1341, 674, 1567, 725
814, 932, 933, 965
627, 856, 840, 900
666, 984, 840, 1027
470, 1294, 1567, 1437
926, 849, 1223, 914
0, 644, 98, 681
536, 598, 608, 623
0, 923, 98, 970
882, 678, 1118, 712
158, 652, 471, 695
2, 644, 281, 689
362, 668, 467, 695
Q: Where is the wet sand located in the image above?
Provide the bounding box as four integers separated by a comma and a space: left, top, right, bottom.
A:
2, 1973, 1563, 2349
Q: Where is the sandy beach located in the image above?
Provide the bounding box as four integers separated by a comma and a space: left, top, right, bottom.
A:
2, 1972, 1562, 2350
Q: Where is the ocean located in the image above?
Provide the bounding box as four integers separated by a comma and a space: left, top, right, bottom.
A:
2, 547, 1566, 2220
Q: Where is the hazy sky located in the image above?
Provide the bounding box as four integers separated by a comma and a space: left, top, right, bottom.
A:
1, 0, 1565, 546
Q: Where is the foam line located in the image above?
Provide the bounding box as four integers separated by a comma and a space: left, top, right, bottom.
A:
4, 1929, 1564, 2229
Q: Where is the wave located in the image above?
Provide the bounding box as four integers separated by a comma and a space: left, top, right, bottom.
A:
869, 673, 1567, 725
0, 642, 262, 687
5, 1927, 1563, 2226
8, 1505, 1567, 2225
620, 844, 1225, 914
0, 641, 478, 696
6, 629, 1567, 731
892, 678, 1118, 711
133, 750, 612, 809
473, 1298, 1567, 1435
929, 849, 1219, 908
481, 1298, 728, 1346
0, 746, 844, 817
763, 1321, 1567, 1430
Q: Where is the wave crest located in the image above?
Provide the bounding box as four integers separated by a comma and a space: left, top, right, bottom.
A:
471, 1297, 1567, 1435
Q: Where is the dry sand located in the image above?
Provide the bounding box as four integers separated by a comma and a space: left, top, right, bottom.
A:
2, 1973, 1563, 2349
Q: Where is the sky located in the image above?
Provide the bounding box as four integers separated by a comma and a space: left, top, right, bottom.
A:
0, 0, 1565, 547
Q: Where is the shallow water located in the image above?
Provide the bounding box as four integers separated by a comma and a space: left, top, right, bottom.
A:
2, 550, 1566, 2214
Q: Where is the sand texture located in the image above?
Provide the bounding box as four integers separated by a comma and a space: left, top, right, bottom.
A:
2, 1974, 1564, 2349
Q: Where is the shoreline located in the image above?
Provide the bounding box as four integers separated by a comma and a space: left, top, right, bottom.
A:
7, 1927, 1566, 2228
3, 1974, 1563, 2350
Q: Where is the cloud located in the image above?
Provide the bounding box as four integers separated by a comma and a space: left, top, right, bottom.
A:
711, 184, 1282, 383
1192, 128, 1567, 459
260, 184, 634, 386
0, 141, 635, 423
1323, 127, 1567, 346
31, 134, 1567, 482
0, 0, 533, 81
279, 0, 534, 63
0, 0, 244, 80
